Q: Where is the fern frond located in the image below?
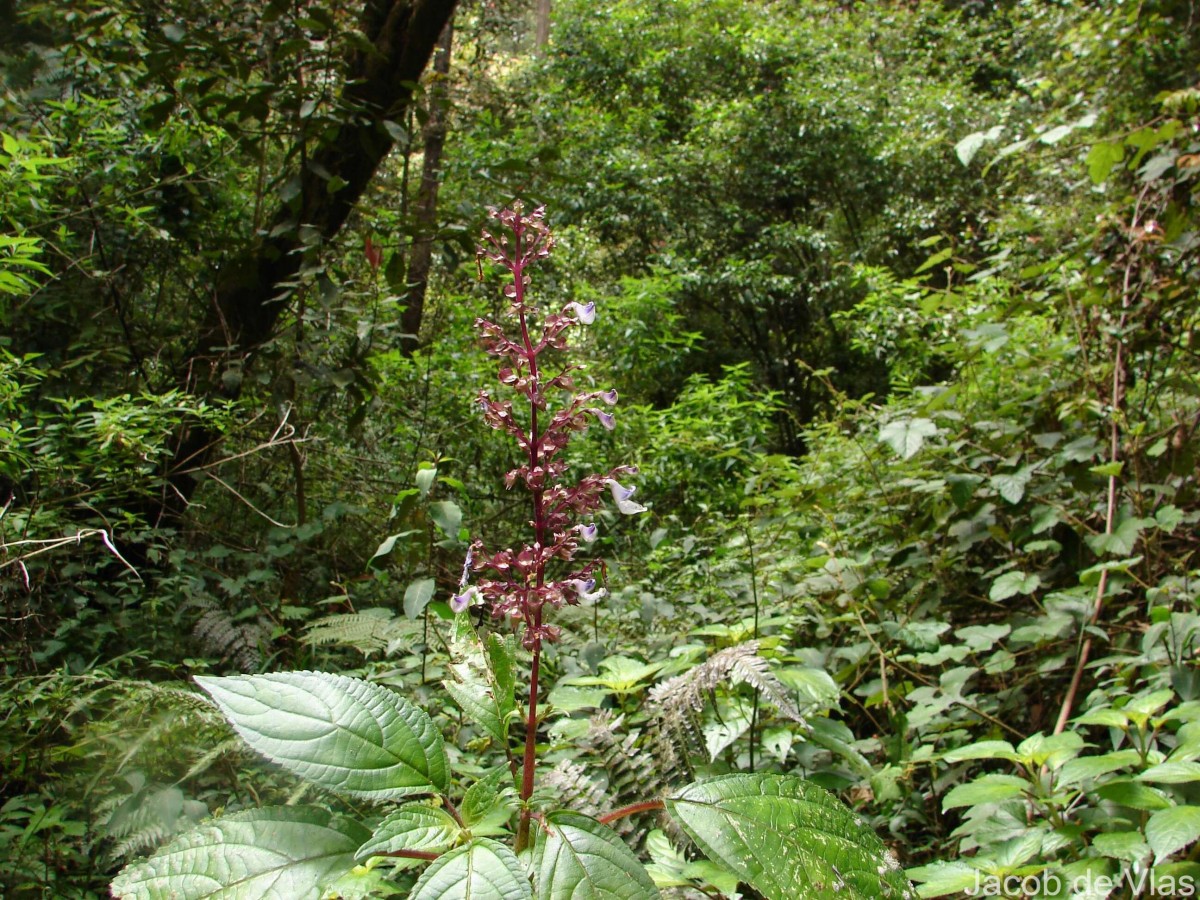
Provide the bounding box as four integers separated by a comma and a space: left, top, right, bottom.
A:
179, 736, 246, 784
101, 783, 207, 863
729, 653, 805, 724
539, 760, 612, 821
572, 713, 684, 844
184, 597, 268, 672
647, 714, 697, 784
303, 608, 418, 657
65, 678, 233, 795
109, 822, 172, 863
647, 640, 804, 725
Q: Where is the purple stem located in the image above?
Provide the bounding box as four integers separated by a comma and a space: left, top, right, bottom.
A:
513, 221, 546, 854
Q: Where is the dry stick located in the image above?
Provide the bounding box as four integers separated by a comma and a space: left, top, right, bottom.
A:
172, 407, 303, 474
0, 529, 141, 580
1052, 212, 1142, 736
203, 472, 294, 529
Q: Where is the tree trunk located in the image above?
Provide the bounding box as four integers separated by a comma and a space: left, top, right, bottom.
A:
161, 0, 458, 524
535, 0, 551, 52
400, 15, 455, 353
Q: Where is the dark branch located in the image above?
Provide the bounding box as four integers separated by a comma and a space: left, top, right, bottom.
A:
161, 0, 459, 523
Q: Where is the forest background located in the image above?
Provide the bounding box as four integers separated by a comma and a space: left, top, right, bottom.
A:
2, 0, 1199, 896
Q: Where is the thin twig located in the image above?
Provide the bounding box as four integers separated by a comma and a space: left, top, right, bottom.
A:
598, 799, 665, 825
1052, 194, 1145, 736
378, 848, 440, 861
0, 529, 141, 582
202, 473, 294, 528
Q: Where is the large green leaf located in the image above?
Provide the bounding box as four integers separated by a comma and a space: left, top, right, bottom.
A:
565, 655, 663, 696
666, 775, 915, 899
988, 570, 1040, 602
1057, 750, 1141, 787
991, 468, 1032, 504
404, 577, 438, 619
1092, 830, 1151, 862
356, 803, 462, 861
528, 810, 661, 899
1138, 761, 1200, 784
941, 740, 1019, 764
195, 671, 449, 800
110, 806, 367, 899
954, 126, 1003, 166
410, 838, 531, 900
1014, 731, 1084, 769
428, 500, 463, 537
806, 717, 875, 778
1147, 805, 1200, 862
1086, 140, 1125, 184
460, 768, 519, 836
704, 695, 754, 761
1096, 779, 1172, 810
1086, 516, 1153, 557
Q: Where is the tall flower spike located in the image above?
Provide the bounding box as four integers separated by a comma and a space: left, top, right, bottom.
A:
467, 202, 646, 854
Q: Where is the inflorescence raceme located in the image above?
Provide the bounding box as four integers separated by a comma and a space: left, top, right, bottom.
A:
453, 202, 645, 650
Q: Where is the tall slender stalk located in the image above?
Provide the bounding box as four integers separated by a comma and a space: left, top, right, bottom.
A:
514, 241, 545, 851
1052, 204, 1141, 736
456, 203, 646, 853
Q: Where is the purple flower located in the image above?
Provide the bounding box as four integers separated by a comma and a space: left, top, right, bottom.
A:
567, 301, 596, 325
575, 523, 599, 543
600, 389, 618, 405
589, 408, 615, 431
451, 586, 480, 614
606, 479, 647, 515
568, 578, 607, 604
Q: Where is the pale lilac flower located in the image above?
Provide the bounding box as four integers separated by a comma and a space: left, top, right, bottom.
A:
568, 578, 607, 604
606, 479, 647, 515
567, 301, 596, 324
589, 408, 615, 430
451, 585, 480, 614
599, 389, 618, 405
575, 523, 599, 543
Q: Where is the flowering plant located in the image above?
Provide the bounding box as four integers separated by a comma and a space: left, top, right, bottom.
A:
459, 200, 649, 848
458, 202, 643, 634
112, 204, 914, 900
